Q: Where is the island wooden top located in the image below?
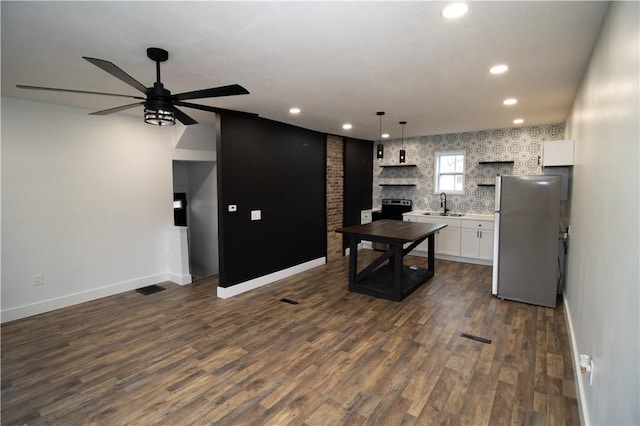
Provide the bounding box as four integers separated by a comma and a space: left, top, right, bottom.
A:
336, 219, 447, 243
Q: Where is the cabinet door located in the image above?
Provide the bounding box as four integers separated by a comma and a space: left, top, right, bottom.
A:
460, 229, 480, 258
543, 139, 574, 166
436, 227, 461, 256
361, 211, 373, 249
404, 217, 429, 252
478, 230, 494, 260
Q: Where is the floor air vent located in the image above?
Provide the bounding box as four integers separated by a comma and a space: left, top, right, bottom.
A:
459, 332, 491, 344
136, 285, 166, 295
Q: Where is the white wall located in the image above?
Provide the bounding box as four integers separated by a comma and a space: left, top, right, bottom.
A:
187, 162, 219, 278
563, 2, 639, 425
1, 97, 215, 322
374, 123, 565, 214
172, 161, 189, 193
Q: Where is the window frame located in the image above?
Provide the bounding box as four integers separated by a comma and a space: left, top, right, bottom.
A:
434, 150, 465, 195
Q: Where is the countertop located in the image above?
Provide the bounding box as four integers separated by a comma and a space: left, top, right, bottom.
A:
403, 210, 494, 221
336, 219, 446, 242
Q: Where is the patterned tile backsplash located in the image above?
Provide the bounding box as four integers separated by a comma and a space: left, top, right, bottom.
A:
372, 123, 565, 214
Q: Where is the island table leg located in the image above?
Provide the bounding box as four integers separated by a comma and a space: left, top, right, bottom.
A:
348, 237, 359, 291
393, 242, 404, 301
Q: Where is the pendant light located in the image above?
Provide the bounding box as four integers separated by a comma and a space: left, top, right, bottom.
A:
376, 111, 385, 159
399, 121, 407, 163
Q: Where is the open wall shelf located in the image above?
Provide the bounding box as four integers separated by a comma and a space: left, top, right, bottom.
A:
379, 184, 416, 187
478, 160, 514, 165
379, 164, 418, 168
477, 183, 496, 187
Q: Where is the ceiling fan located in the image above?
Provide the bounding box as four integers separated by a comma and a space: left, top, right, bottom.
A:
17, 47, 256, 126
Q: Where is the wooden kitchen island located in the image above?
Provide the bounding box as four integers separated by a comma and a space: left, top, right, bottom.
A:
336, 219, 447, 301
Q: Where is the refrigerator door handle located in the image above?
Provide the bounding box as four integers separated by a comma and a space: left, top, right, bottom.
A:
492, 212, 500, 295
494, 176, 502, 213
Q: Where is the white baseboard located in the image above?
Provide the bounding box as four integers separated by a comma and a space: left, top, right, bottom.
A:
563, 294, 590, 426
217, 257, 326, 299
168, 273, 192, 286
1, 273, 169, 324
405, 250, 493, 266
345, 243, 364, 257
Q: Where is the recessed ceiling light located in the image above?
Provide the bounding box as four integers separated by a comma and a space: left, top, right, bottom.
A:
441, 3, 469, 19
513, 118, 524, 124
342, 123, 352, 130
503, 98, 518, 106
382, 133, 390, 138
490, 64, 509, 74
289, 107, 301, 114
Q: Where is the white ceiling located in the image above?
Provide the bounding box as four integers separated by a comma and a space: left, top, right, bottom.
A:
1, 1, 609, 140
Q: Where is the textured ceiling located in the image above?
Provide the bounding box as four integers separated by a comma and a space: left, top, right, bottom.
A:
1, 1, 609, 139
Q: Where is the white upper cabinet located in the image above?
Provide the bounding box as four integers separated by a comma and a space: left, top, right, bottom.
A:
542, 139, 575, 166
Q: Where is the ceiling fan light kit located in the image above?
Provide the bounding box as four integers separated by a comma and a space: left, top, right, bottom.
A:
144, 107, 175, 126
16, 47, 251, 126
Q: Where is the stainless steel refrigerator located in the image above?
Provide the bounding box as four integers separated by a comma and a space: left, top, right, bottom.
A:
492, 175, 561, 307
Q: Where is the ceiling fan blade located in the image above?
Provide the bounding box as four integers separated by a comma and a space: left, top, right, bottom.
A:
83, 57, 148, 94
173, 107, 198, 125
89, 102, 144, 116
173, 84, 250, 101
16, 85, 145, 100
175, 101, 258, 118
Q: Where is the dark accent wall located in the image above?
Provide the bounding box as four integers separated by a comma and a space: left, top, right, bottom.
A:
343, 137, 374, 250
217, 114, 327, 287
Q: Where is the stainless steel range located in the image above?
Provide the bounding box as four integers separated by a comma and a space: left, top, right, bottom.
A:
373, 199, 413, 221
371, 199, 413, 250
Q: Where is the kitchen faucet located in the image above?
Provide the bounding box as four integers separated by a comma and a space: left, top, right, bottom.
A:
440, 192, 449, 215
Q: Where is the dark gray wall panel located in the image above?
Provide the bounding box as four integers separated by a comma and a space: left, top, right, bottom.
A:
343, 137, 373, 250
217, 114, 326, 287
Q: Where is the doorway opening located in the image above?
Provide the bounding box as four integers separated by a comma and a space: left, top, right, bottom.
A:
172, 160, 219, 280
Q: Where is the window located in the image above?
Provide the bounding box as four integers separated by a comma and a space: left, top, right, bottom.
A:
435, 151, 465, 194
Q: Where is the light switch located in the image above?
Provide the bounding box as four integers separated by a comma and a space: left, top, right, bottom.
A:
228, 205, 237, 212
251, 210, 261, 221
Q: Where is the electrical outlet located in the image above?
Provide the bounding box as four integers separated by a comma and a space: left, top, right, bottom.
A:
34, 274, 44, 286
251, 210, 261, 221
228, 205, 237, 212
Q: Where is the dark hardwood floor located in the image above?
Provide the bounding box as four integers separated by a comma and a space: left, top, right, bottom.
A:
1, 252, 579, 425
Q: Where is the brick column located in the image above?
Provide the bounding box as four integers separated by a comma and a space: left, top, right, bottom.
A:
326, 135, 344, 261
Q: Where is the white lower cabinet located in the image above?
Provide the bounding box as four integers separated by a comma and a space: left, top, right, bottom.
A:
360, 210, 376, 249
436, 227, 461, 256
404, 215, 461, 256
403, 216, 430, 251
460, 220, 494, 261
478, 230, 494, 260
404, 214, 493, 264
